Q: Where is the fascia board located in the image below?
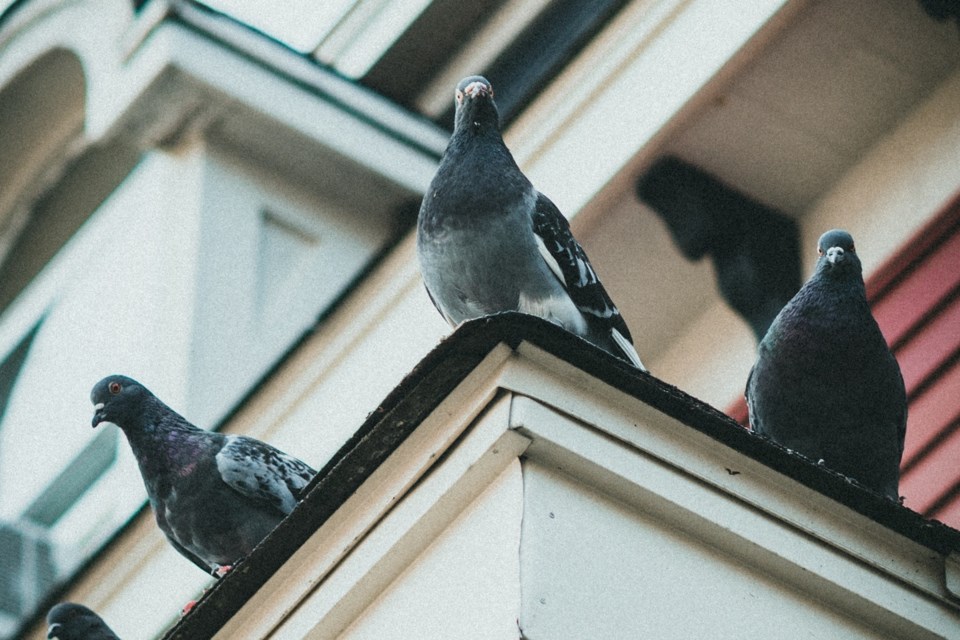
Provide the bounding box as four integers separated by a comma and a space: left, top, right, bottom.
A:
167, 1, 449, 158
508, 392, 958, 639
211, 344, 524, 639
218, 340, 959, 639
499, 343, 949, 603
165, 315, 960, 639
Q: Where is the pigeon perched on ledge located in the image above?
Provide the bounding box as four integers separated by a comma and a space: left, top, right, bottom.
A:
417, 75, 645, 370
91, 375, 316, 574
746, 230, 906, 499
47, 603, 119, 640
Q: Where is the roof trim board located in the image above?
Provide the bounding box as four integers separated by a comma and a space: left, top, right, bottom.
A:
167, 2, 449, 160
162, 313, 960, 639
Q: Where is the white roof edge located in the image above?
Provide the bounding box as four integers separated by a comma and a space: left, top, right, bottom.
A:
217, 342, 960, 638
169, 1, 449, 156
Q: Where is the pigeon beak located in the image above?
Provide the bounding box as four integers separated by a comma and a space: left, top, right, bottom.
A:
826, 246, 845, 265
92, 402, 106, 428
47, 623, 62, 639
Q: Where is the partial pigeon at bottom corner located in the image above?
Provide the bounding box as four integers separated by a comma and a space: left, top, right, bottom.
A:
90, 374, 317, 575
47, 602, 120, 640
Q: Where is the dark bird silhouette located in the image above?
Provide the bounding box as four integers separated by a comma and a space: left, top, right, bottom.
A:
91, 375, 316, 574
746, 230, 906, 499
47, 603, 119, 640
417, 75, 645, 369
637, 156, 801, 341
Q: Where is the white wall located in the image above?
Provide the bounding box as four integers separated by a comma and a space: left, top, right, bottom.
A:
519, 461, 912, 639
0, 147, 203, 523
342, 461, 523, 640
188, 145, 395, 425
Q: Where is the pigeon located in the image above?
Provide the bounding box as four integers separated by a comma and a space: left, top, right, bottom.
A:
90, 375, 316, 574
746, 230, 906, 499
417, 75, 645, 370
47, 603, 119, 640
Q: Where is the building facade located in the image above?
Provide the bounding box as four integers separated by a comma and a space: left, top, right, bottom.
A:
0, 0, 958, 637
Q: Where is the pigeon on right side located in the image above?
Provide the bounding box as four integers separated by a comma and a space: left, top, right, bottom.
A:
47, 603, 120, 640
417, 75, 645, 370
90, 375, 317, 576
746, 229, 906, 500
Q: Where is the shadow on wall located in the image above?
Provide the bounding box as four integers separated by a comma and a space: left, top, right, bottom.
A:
636, 156, 801, 342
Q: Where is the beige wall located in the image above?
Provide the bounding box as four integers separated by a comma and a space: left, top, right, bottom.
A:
651, 65, 960, 409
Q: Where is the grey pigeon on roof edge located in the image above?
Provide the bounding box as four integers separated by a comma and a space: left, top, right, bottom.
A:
746, 229, 906, 500
417, 75, 646, 370
91, 375, 316, 574
47, 603, 120, 640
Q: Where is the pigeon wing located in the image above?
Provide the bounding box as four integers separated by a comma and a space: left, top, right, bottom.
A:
745, 363, 764, 434
422, 282, 456, 326
531, 192, 635, 343
216, 435, 316, 516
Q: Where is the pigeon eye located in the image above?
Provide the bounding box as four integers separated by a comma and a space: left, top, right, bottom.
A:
456, 90, 464, 104
818, 248, 824, 256
850, 243, 856, 253
109, 382, 122, 394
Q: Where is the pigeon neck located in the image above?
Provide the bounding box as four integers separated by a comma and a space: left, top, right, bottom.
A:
122, 403, 205, 476
424, 127, 528, 219
770, 271, 872, 354
810, 266, 866, 299
449, 119, 508, 154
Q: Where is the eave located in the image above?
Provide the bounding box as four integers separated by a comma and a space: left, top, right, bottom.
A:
165, 313, 960, 639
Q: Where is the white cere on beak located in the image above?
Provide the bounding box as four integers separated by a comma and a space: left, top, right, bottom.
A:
93, 402, 105, 412
826, 246, 845, 264
464, 81, 489, 98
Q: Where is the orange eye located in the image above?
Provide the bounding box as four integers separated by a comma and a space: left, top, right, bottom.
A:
109, 381, 121, 394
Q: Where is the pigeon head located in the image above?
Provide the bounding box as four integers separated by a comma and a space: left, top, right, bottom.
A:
91, 374, 153, 430
815, 229, 861, 277
453, 75, 500, 133
47, 602, 115, 639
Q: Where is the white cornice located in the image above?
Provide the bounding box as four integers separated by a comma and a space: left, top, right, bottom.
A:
215, 341, 960, 638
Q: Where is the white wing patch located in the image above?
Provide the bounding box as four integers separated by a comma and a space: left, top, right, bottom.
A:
535, 233, 566, 284
611, 328, 646, 371
532, 230, 588, 334
519, 290, 587, 335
